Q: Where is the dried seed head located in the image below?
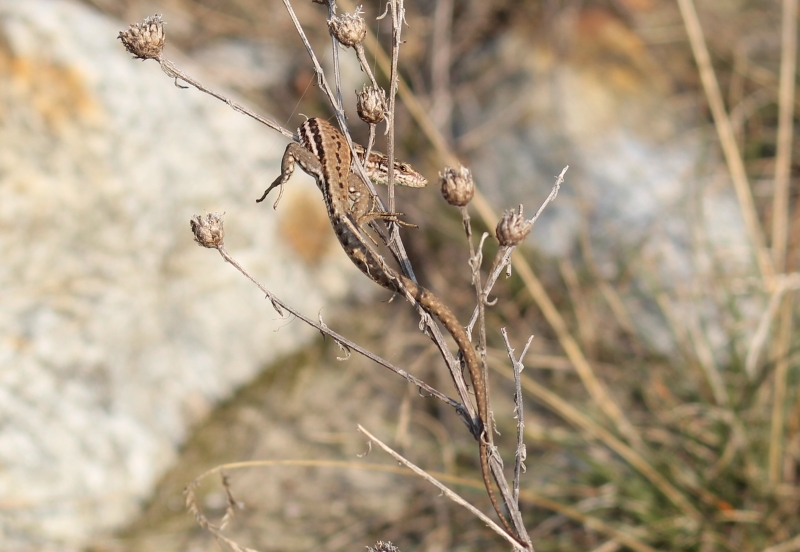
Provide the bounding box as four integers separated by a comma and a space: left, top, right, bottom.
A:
496, 206, 533, 246
356, 85, 386, 124
118, 14, 165, 60
328, 9, 367, 48
368, 542, 400, 552
190, 212, 225, 248
439, 165, 475, 207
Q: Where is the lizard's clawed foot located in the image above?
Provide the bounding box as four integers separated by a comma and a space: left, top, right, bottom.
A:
256, 177, 285, 209
357, 210, 418, 229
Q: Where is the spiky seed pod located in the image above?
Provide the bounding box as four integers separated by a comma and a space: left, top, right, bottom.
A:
118, 14, 165, 60
496, 206, 533, 246
328, 9, 367, 48
439, 165, 475, 207
190, 213, 225, 248
356, 85, 386, 124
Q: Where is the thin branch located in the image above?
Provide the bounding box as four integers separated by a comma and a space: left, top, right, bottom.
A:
324, 0, 346, 113
501, 329, 534, 507
357, 425, 529, 551
468, 167, 566, 335
202, 237, 466, 418
158, 58, 293, 139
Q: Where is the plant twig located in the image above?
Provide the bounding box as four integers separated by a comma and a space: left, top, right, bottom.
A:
188, 214, 467, 420
159, 57, 294, 139
467, 168, 565, 334
501, 329, 534, 506
357, 425, 529, 551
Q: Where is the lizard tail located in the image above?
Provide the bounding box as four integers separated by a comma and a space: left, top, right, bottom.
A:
395, 274, 522, 542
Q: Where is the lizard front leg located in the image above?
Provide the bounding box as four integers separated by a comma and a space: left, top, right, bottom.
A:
256, 143, 321, 207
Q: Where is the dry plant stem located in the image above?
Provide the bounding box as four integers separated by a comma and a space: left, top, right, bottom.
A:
354, 42, 380, 90
467, 245, 512, 334
325, 0, 346, 112
382, 0, 403, 258
357, 425, 530, 551
283, 0, 342, 114
464, 215, 527, 539
364, 123, 376, 168
676, 0, 774, 286
430, 0, 453, 135
379, 0, 402, 215
768, 0, 798, 487
156, 57, 293, 140
501, 329, 533, 506
769, 299, 794, 484
467, 169, 565, 336
210, 243, 464, 415
772, 0, 797, 271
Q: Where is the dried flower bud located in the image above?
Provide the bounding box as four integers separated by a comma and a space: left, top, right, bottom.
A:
356, 85, 386, 124
118, 14, 165, 60
328, 9, 367, 48
190, 212, 225, 248
496, 206, 533, 246
439, 165, 475, 207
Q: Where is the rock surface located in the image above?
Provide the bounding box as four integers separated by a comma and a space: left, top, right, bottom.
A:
0, 1, 356, 549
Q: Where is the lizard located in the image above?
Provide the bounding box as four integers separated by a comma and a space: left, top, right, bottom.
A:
257, 117, 519, 541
